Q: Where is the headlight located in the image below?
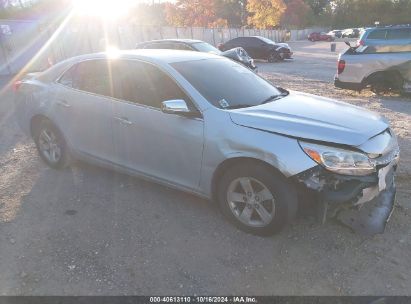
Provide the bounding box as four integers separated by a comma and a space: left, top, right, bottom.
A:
299, 142, 375, 176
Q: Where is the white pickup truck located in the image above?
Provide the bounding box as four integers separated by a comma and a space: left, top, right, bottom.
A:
334, 42, 411, 95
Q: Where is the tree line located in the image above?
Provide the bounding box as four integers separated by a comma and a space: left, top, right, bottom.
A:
1, 0, 410, 29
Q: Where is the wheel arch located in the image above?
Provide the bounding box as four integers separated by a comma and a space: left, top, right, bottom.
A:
363, 69, 404, 88
30, 115, 68, 146
30, 114, 52, 138
211, 157, 290, 202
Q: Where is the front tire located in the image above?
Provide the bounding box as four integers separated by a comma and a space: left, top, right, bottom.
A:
33, 119, 70, 169
268, 52, 279, 63
217, 163, 298, 236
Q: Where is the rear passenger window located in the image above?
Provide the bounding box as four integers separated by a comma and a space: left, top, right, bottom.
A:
174, 43, 193, 50
58, 60, 115, 97
72, 60, 115, 97
58, 65, 76, 87
144, 43, 176, 49
228, 37, 246, 46
367, 30, 387, 39
387, 29, 411, 40
248, 38, 260, 46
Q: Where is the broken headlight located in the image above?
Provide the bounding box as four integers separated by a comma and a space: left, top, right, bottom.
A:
299, 142, 376, 176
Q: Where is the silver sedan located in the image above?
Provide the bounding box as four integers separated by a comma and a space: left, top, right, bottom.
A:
15, 50, 399, 236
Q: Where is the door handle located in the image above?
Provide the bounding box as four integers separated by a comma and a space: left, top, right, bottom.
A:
114, 116, 133, 125
56, 100, 71, 108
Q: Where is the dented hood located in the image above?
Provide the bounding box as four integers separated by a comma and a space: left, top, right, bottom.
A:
229, 91, 388, 146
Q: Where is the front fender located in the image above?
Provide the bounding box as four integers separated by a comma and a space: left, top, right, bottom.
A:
199, 111, 318, 197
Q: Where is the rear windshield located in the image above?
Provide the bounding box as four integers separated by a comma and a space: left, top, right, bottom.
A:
171, 58, 281, 109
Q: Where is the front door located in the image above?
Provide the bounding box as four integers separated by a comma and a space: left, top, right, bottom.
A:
111, 60, 204, 191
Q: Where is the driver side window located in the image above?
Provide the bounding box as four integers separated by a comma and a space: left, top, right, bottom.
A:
114, 60, 193, 110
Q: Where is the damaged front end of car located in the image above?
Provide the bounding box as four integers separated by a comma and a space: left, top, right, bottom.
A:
294, 130, 400, 236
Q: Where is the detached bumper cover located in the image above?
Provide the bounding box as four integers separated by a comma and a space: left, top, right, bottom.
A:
296, 162, 398, 236
337, 181, 395, 235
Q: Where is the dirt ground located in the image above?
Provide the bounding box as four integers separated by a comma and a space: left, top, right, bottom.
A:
0, 41, 410, 296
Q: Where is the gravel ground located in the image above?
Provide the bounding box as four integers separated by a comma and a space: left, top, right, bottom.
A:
0, 41, 410, 296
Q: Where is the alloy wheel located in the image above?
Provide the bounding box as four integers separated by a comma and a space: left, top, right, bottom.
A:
226, 177, 276, 228
38, 128, 62, 164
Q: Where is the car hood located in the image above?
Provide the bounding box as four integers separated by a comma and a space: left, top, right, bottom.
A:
276, 43, 290, 48
229, 91, 388, 147
272, 43, 290, 50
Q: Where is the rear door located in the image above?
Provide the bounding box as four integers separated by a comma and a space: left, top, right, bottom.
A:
111, 60, 204, 190
54, 59, 115, 161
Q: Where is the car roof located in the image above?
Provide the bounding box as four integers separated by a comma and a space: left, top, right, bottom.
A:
139, 39, 204, 45
250, 36, 267, 39
43, 49, 222, 80
64, 49, 221, 65
365, 25, 411, 32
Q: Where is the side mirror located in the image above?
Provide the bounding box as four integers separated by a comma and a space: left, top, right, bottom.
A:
161, 99, 194, 116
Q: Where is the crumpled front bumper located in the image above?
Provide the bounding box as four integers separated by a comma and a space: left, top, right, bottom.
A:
337, 172, 396, 236
295, 161, 398, 236
279, 51, 293, 59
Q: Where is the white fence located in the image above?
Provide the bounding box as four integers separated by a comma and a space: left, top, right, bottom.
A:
0, 19, 327, 75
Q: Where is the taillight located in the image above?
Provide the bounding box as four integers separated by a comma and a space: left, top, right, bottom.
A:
358, 40, 365, 46
337, 59, 346, 74
13, 80, 22, 92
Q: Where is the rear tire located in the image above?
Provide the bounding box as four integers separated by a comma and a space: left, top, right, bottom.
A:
217, 162, 298, 236
33, 119, 70, 169
367, 71, 403, 95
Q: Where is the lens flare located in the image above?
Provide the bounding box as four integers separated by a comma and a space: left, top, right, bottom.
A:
73, 0, 133, 19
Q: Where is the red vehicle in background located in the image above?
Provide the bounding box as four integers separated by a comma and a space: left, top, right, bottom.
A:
308, 32, 334, 42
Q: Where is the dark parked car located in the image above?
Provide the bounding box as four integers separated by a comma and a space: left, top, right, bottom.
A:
308, 32, 334, 42
217, 36, 293, 62
136, 39, 257, 71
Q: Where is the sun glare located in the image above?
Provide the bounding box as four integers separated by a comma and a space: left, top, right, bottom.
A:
73, 0, 134, 18
106, 46, 121, 58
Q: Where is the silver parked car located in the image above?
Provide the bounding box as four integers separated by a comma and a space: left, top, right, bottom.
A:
358, 26, 411, 48
15, 50, 400, 236
335, 41, 411, 94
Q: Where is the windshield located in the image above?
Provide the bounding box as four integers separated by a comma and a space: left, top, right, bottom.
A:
257, 36, 276, 45
172, 58, 281, 109
192, 42, 221, 54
